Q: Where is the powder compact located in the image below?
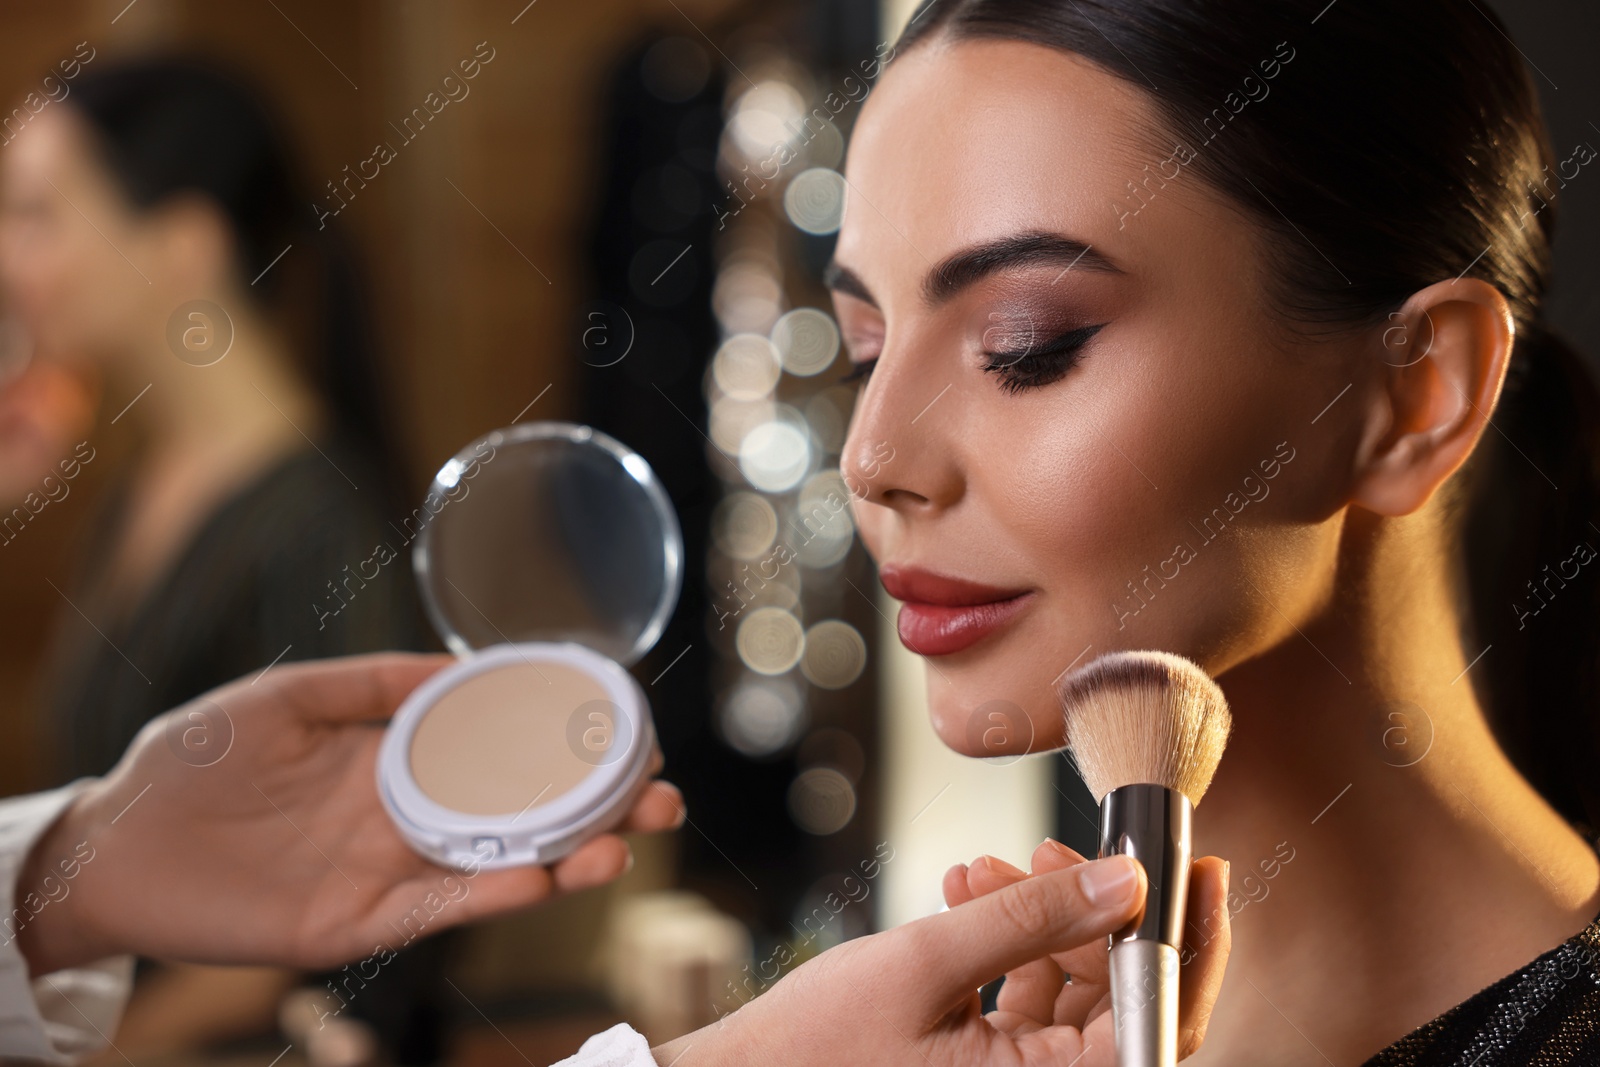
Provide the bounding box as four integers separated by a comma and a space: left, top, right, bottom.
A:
377, 421, 683, 870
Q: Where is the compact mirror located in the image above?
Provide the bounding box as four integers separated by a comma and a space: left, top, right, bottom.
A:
378, 422, 683, 870
414, 421, 682, 664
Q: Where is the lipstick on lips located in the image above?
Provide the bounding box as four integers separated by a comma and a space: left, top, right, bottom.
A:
878, 564, 1034, 656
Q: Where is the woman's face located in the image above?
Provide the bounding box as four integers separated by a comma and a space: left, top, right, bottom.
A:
0, 107, 159, 367
835, 37, 1364, 757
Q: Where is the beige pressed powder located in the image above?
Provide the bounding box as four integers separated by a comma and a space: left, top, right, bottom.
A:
408, 661, 610, 816
377, 421, 680, 870
379, 642, 656, 868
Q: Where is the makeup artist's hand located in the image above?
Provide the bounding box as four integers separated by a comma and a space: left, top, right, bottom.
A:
16, 652, 685, 977
943, 839, 1232, 1058
652, 850, 1215, 1065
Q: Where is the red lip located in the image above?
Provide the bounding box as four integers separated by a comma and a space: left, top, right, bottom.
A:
879, 564, 1034, 656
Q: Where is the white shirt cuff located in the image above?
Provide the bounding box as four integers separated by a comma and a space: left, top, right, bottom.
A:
0, 779, 136, 1064
550, 1022, 658, 1067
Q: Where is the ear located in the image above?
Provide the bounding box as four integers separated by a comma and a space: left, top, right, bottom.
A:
1348, 278, 1514, 517
145, 193, 237, 295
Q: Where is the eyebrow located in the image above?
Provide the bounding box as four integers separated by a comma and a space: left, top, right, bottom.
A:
821, 230, 1122, 309
821, 260, 878, 306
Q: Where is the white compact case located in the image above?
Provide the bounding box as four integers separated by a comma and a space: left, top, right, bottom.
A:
376, 422, 683, 870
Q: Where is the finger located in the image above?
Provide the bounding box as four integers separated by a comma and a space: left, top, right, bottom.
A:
262, 652, 455, 725
969, 852, 1076, 1024
619, 780, 685, 833
1050, 854, 1222, 1011
550, 834, 633, 893
1178, 856, 1231, 1057
961, 844, 1110, 992
888, 854, 1147, 1014
1028, 840, 1106, 990
983, 1009, 1048, 1039
371, 834, 638, 948
943, 864, 973, 908
1011, 1020, 1090, 1065
993, 956, 1066, 1024
1049, 969, 1110, 1026
1031, 838, 1089, 874
376, 861, 557, 945
966, 855, 1028, 897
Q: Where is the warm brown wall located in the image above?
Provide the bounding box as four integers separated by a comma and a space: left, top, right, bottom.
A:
0, 0, 742, 794
0, 0, 115, 795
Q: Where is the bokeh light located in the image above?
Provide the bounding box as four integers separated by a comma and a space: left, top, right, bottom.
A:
787, 767, 856, 835
708, 395, 775, 457
735, 606, 806, 675
712, 491, 779, 561
718, 676, 806, 757
727, 80, 807, 161
712, 333, 782, 400
783, 167, 846, 235
738, 411, 812, 492
771, 308, 840, 377
800, 620, 866, 689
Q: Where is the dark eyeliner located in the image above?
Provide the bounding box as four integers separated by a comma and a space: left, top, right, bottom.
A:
981, 322, 1106, 393
838, 358, 878, 384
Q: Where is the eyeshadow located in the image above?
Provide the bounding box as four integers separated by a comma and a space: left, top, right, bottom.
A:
409, 661, 609, 816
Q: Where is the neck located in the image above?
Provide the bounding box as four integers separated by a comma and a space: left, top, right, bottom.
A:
114, 305, 325, 466
1188, 507, 1600, 1058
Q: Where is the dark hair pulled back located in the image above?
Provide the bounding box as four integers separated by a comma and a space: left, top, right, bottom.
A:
897, 0, 1600, 833
66, 55, 408, 508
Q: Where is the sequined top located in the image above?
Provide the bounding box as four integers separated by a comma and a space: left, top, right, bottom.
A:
1363, 894, 1600, 1064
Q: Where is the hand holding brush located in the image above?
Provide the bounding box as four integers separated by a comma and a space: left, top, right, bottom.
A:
945, 838, 1230, 1059
948, 649, 1234, 1064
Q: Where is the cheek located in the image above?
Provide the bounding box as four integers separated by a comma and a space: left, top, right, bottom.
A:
18, 231, 91, 316
941, 340, 1335, 740
57, 234, 140, 342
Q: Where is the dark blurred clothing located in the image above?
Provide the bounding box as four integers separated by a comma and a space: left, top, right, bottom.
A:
39, 432, 453, 1066
43, 433, 431, 781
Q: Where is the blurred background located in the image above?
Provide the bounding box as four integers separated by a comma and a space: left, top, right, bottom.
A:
0, 1, 1593, 1065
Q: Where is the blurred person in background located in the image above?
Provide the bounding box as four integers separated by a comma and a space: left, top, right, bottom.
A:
0, 56, 447, 1066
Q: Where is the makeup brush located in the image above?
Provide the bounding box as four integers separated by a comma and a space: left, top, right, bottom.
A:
1057, 650, 1232, 1067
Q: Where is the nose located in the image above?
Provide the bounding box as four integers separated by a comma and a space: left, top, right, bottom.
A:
838, 347, 963, 514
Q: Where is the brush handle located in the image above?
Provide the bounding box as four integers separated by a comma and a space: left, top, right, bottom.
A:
1100, 783, 1193, 1067
1109, 939, 1180, 1067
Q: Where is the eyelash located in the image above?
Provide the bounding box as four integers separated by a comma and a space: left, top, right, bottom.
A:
982, 322, 1106, 394
838, 359, 876, 385
836, 323, 1106, 394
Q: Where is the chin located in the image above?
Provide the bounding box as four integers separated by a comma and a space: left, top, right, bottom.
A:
924, 668, 1068, 758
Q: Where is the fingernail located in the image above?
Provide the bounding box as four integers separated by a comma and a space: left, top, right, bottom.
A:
1079, 855, 1138, 907
623, 848, 635, 875
1222, 859, 1231, 895
1043, 838, 1076, 859
982, 855, 1026, 878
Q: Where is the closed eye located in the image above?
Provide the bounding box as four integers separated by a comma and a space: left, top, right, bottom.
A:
838, 358, 877, 384
982, 323, 1106, 394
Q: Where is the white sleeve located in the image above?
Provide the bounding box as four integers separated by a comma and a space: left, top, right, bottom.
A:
0, 779, 136, 1064
548, 1022, 659, 1067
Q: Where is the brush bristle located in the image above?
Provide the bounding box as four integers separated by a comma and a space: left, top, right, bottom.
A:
1057, 650, 1232, 806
